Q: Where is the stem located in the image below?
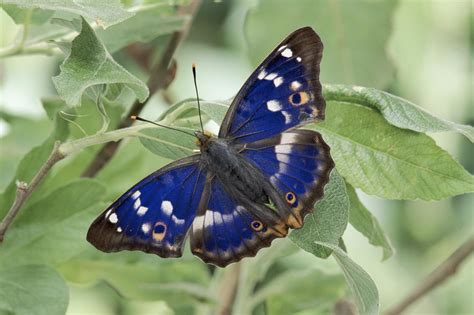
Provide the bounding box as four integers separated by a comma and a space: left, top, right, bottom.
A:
217, 262, 242, 315
0, 141, 64, 242
384, 236, 474, 315
81, 0, 201, 178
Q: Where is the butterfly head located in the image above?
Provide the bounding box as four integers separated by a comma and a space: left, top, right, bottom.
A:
194, 130, 214, 148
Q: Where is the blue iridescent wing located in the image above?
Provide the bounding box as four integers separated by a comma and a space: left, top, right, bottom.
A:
240, 129, 334, 229
219, 27, 325, 143
190, 176, 288, 267
87, 155, 207, 258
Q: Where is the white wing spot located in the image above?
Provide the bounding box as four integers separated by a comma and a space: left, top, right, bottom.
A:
108, 213, 118, 224
137, 206, 148, 216
291, 81, 302, 91
133, 198, 141, 210
105, 209, 112, 218
273, 77, 284, 87
116, 227, 122, 233
266, 100, 282, 112
141, 223, 151, 233
277, 44, 288, 52
281, 48, 293, 58
258, 69, 267, 80
296, 57, 302, 62
131, 190, 141, 199
172, 215, 185, 225
265, 73, 278, 80
161, 200, 173, 215
282, 111, 292, 123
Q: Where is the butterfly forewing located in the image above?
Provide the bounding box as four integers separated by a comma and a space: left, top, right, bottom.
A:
219, 27, 325, 143
87, 155, 206, 258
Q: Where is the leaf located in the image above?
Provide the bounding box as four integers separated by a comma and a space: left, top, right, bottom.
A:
58, 253, 210, 305
0, 101, 71, 218
0, 265, 68, 315
159, 99, 229, 128
0, 180, 106, 269
245, 0, 396, 88
316, 241, 379, 315
53, 18, 149, 106
138, 127, 196, 160
346, 183, 394, 260
1, 4, 54, 24
97, 6, 188, 53
324, 84, 474, 142
289, 170, 349, 258
2, 0, 133, 28
309, 102, 474, 200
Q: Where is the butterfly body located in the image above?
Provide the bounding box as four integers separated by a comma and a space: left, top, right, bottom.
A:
87, 27, 335, 267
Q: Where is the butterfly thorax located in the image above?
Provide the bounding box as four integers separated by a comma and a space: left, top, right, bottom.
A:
197, 133, 270, 204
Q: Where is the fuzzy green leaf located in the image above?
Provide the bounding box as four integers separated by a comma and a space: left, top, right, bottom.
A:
290, 170, 349, 258
0, 102, 71, 218
324, 84, 474, 142
317, 241, 379, 315
0, 265, 68, 315
310, 102, 474, 200
1, 4, 54, 24
53, 18, 148, 106
139, 127, 196, 160
2, 0, 133, 28
97, 6, 188, 53
0, 180, 106, 269
245, 0, 396, 88
346, 183, 394, 260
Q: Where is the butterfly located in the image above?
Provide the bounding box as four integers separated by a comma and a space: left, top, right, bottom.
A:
87, 27, 335, 267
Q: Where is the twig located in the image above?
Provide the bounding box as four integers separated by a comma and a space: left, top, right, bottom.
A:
384, 236, 474, 315
81, 0, 201, 178
0, 141, 65, 242
218, 262, 242, 315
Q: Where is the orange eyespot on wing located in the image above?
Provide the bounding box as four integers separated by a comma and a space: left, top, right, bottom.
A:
152, 221, 167, 241
289, 91, 310, 107
251, 220, 264, 232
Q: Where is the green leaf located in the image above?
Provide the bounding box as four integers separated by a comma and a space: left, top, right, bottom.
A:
1, 4, 54, 24
289, 170, 349, 258
309, 102, 474, 200
0, 180, 106, 269
159, 99, 229, 128
346, 183, 394, 260
97, 6, 188, 53
2, 0, 133, 28
316, 241, 379, 315
139, 127, 196, 160
324, 84, 474, 142
0, 265, 68, 315
0, 101, 71, 218
58, 253, 210, 304
53, 18, 149, 106
245, 0, 396, 88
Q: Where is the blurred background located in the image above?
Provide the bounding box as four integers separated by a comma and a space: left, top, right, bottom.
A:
0, 0, 472, 314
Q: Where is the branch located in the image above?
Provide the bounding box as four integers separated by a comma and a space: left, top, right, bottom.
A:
81, 0, 201, 178
217, 262, 242, 315
0, 141, 65, 242
384, 236, 474, 315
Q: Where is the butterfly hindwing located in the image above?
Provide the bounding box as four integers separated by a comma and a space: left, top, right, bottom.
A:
190, 177, 288, 267
87, 155, 206, 258
241, 129, 334, 228
219, 27, 325, 143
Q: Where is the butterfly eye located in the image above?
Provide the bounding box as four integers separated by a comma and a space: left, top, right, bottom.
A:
251, 220, 264, 232
289, 92, 310, 106
153, 222, 167, 241
285, 192, 297, 205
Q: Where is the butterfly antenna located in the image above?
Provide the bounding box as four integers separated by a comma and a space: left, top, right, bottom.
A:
131, 115, 195, 137
192, 63, 205, 133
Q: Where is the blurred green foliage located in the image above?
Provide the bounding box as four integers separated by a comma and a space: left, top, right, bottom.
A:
0, 0, 472, 315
